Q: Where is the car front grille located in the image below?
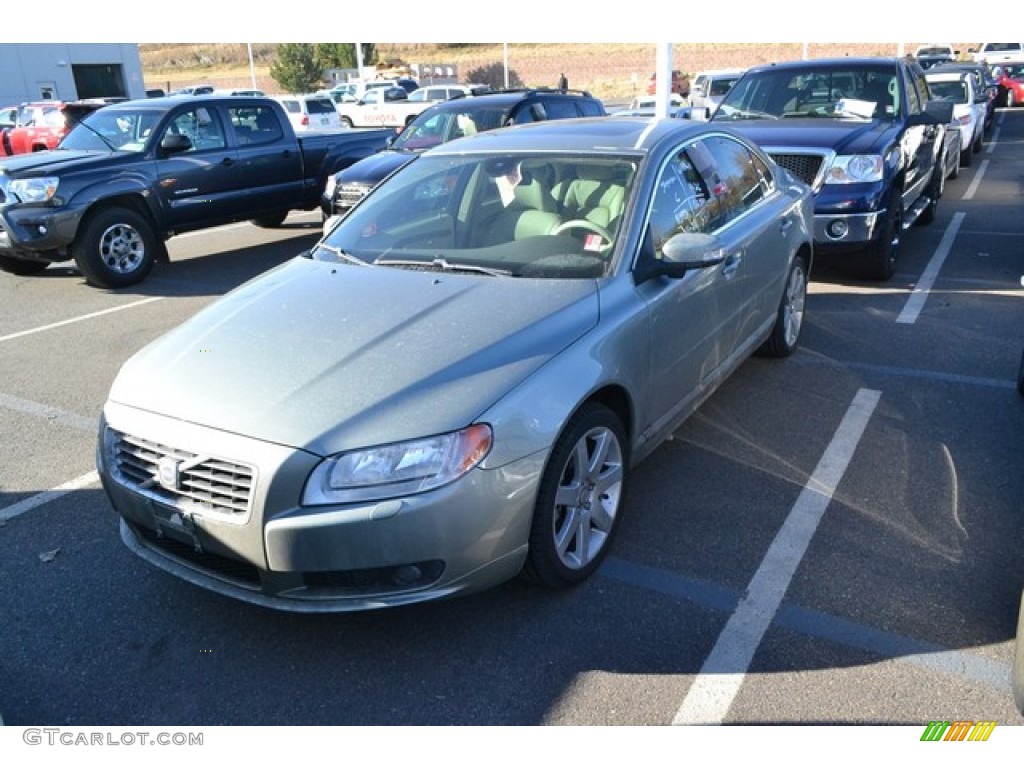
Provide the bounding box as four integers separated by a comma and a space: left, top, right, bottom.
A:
109, 430, 255, 518
768, 152, 827, 190
333, 182, 372, 212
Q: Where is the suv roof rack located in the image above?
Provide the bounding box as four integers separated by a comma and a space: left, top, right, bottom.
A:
494, 87, 595, 98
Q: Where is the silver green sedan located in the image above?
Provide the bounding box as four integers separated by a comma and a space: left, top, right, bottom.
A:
97, 117, 814, 612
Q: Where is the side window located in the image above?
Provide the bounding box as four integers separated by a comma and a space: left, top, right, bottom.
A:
229, 106, 281, 145
164, 108, 227, 152
511, 102, 546, 124
905, 70, 924, 115
698, 134, 772, 216
542, 99, 579, 119
648, 149, 715, 256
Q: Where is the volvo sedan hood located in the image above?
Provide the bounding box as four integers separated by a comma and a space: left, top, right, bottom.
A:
108, 257, 599, 456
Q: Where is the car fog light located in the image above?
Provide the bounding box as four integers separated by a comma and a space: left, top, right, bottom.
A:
393, 564, 423, 584
37, 225, 47, 235
827, 220, 848, 239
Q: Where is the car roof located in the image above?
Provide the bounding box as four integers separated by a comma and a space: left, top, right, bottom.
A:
746, 57, 903, 73
426, 115, 732, 157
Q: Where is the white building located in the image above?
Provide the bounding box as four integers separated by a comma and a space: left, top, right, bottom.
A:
0, 43, 146, 105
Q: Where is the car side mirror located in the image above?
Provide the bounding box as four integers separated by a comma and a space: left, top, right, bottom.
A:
655, 232, 727, 278
159, 133, 192, 155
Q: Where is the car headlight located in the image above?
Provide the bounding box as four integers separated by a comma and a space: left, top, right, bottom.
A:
824, 155, 884, 184
302, 424, 493, 505
9, 176, 59, 203
324, 174, 337, 200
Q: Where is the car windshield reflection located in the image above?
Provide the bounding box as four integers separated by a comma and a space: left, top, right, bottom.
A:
314, 153, 638, 279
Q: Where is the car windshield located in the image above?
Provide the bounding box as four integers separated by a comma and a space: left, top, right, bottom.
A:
314, 152, 638, 279
716, 65, 901, 120
60, 107, 164, 152
394, 106, 509, 151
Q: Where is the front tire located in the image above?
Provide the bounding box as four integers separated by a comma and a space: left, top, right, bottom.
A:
863, 189, 901, 281
960, 138, 973, 167
0, 253, 49, 276
757, 255, 807, 358
522, 403, 628, 588
1008, 90, 1017, 109
917, 165, 943, 227
72, 207, 157, 289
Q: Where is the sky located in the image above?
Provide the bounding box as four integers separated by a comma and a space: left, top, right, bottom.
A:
2, 3, 995, 45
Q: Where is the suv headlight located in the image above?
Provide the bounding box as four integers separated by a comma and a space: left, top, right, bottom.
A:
824, 155, 884, 184
9, 176, 59, 203
302, 424, 493, 505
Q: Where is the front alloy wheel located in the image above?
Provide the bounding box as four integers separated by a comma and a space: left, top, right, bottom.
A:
523, 404, 627, 588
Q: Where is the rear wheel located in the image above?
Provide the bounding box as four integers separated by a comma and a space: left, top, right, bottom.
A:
1009, 90, 1017, 108
340, 116, 354, 128
863, 189, 901, 281
757, 255, 807, 358
973, 128, 983, 153
522, 403, 628, 589
0, 253, 49, 275
250, 211, 289, 228
1017, 348, 1024, 397
960, 138, 973, 167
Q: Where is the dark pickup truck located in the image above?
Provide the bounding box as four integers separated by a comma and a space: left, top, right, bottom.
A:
710, 57, 954, 280
0, 96, 394, 287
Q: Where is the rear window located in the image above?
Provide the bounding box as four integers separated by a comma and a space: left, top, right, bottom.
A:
306, 98, 336, 115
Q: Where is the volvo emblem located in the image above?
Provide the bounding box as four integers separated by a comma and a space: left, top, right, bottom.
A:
157, 456, 182, 490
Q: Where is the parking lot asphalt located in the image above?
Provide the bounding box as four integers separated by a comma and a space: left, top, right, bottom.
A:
1, 111, 1023, 732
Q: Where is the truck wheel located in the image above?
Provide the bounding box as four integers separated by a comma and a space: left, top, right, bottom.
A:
340, 117, 354, 128
0, 253, 49, 275
72, 207, 157, 289
250, 212, 289, 228
960, 139, 973, 167
864, 189, 901, 281
916, 166, 943, 227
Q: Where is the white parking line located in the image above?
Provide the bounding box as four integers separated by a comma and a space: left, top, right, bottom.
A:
673, 388, 881, 725
0, 392, 97, 432
896, 212, 964, 325
0, 296, 163, 344
963, 159, 989, 201
0, 470, 100, 523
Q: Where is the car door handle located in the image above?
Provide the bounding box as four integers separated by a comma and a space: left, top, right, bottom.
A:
722, 251, 742, 278
220, 156, 234, 166
779, 216, 793, 236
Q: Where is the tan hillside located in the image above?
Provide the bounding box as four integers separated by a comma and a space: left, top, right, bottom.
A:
139, 42, 979, 102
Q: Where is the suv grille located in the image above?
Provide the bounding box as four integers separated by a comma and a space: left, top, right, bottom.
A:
110, 431, 255, 517
768, 152, 826, 189
334, 182, 372, 212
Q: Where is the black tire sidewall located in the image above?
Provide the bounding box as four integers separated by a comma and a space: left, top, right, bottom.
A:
73, 207, 156, 289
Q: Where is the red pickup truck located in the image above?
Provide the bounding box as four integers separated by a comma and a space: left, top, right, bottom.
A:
1, 100, 107, 155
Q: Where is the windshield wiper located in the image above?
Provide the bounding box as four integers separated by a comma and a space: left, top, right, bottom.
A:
73, 120, 119, 152
376, 256, 511, 277
314, 243, 368, 266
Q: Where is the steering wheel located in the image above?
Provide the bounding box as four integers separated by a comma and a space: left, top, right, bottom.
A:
552, 219, 614, 254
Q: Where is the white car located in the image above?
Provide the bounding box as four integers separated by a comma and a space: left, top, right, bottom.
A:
970, 43, 1024, 64
408, 84, 491, 102
688, 68, 746, 121
273, 94, 345, 132
926, 70, 986, 166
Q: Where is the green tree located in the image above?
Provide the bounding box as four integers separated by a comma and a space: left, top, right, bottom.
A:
314, 43, 376, 71
269, 43, 324, 93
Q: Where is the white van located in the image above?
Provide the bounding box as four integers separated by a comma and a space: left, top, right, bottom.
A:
688, 68, 746, 121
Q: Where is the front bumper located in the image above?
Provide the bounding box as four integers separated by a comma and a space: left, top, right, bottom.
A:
98, 401, 543, 612
0, 204, 83, 260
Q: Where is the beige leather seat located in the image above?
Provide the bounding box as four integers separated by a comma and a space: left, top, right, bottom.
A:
552, 165, 625, 231
481, 178, 561, 245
